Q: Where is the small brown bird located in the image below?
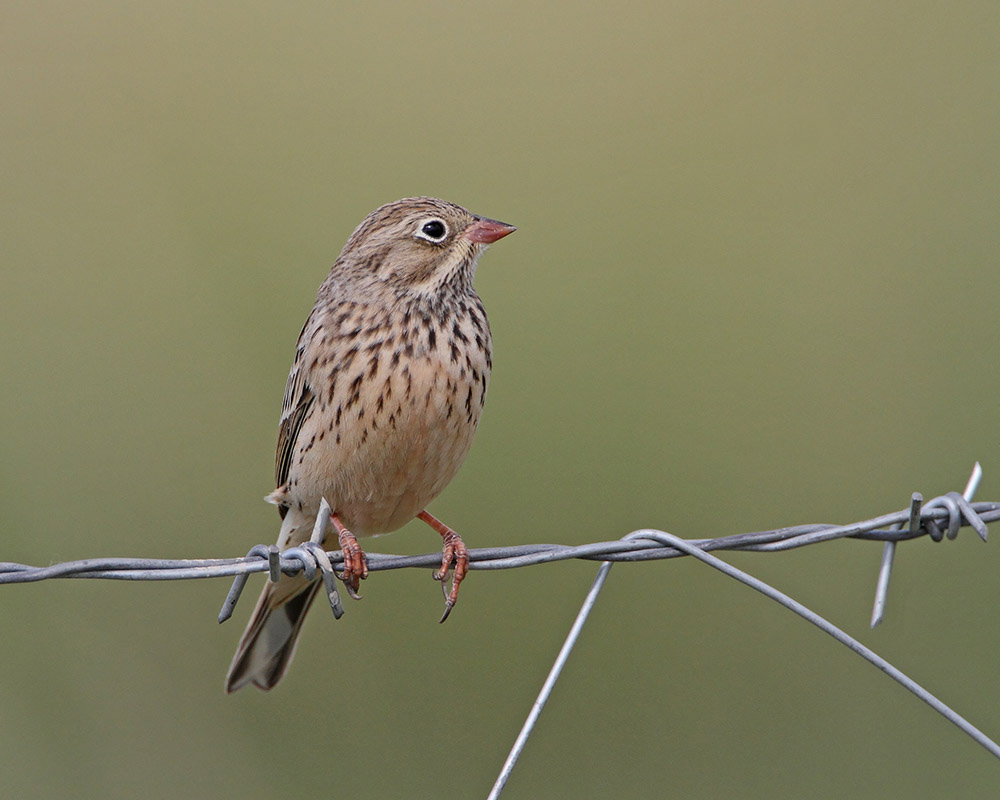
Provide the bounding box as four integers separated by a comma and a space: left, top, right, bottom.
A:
225, 197, 515, 692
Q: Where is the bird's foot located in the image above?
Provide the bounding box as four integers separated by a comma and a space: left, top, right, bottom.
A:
330, 512, 368, 600
417, 510, 469, 623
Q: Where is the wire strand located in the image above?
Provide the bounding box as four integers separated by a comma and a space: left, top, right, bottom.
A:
1, 478, 996, 795
1, 501, 996, 587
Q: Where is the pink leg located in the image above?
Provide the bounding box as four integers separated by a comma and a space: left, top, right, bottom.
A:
417, 510, 469, 623
330, 512, 368, 599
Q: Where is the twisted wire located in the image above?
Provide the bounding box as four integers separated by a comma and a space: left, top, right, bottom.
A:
1, 480, 997, 792
1, 497, 995, 588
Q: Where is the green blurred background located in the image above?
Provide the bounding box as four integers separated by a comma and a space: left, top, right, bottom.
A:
2, 2, 999, 797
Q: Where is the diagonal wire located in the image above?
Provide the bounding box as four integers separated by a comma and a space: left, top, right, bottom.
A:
486, 561, 614, 800
484, 465, 999, 796
0, 469, 995, 790
632, 529, 1000, 760
486, 526, 999, 799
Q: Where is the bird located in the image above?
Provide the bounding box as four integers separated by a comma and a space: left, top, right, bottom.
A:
224, 197, 515, 692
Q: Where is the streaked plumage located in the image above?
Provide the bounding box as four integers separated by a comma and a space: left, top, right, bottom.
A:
225, 197, 514, 692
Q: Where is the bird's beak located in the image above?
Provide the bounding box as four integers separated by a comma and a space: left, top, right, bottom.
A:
464, 217, 516, 244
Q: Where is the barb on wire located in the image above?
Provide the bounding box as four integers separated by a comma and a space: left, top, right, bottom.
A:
871, 462, 984, 627
484, 464, 999, 797
0, 465, 997, 795
1, 497, 995, 593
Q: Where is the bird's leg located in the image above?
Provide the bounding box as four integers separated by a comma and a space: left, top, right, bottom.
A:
416, 510, 469, 623
330, 512, 368, 600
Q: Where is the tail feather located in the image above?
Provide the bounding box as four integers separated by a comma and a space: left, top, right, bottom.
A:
224, 577, 320, 693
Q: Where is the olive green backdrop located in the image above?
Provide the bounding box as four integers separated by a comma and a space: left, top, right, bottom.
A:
2, 2, 998, 798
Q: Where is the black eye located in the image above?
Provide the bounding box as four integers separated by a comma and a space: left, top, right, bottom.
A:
419, 219, 447, 241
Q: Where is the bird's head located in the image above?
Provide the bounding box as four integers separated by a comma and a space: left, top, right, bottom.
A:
335, 197, 515, 299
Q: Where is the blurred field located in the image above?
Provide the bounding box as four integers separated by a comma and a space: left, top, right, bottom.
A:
1, 2, 999, 797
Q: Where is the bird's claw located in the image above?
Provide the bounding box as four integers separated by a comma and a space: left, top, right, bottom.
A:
332, 517, 368, 600
434, 531, 468, 623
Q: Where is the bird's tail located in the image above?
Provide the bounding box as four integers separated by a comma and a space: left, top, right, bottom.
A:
224, 574, 320, 692
225, 507, 323, 693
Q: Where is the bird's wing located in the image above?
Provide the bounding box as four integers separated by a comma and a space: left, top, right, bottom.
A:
274, 316, 317, 495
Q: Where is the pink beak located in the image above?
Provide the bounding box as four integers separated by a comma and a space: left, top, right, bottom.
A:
465, 216, 516, 244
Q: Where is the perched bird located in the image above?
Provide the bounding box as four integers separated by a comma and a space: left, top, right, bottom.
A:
225, 197, 515, 692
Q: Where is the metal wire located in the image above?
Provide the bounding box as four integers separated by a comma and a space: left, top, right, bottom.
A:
0, 472, 997, 796
487, 560, 614, 800
871, 462, 983, 627
1, 499, 995, 590
629, 528, 1000, 761
481, 466, 1000, 796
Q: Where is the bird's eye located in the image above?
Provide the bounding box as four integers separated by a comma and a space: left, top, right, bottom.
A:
417, 219, 448, 242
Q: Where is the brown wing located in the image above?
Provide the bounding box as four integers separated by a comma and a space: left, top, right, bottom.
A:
273, 316, 318, 509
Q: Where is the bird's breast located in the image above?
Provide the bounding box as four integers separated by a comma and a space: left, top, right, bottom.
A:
285, 302, 492, 536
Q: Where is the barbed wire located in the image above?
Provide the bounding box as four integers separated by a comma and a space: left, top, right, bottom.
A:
1, 497, 994, 587
2, 493, 995, 625
488, 464, 999, 798
1, 488, 994, 622
1, 466, 997, 796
